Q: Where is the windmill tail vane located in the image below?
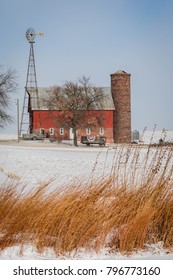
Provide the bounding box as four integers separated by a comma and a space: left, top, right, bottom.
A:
37, 32, 44, 36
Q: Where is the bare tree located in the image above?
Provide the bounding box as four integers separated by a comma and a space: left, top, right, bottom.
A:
44, 76, 105, 146
0, 67, 18, 128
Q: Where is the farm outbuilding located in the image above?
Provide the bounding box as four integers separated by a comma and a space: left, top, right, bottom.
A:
26, 70, 131, 144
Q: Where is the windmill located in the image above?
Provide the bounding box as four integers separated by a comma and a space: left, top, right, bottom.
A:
19, 28, 44, 136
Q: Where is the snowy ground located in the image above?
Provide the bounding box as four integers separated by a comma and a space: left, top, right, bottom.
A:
0, 139, 172, 259
0, 242, 172, 260
138, 130, 173, 144
0, 142, 116, 189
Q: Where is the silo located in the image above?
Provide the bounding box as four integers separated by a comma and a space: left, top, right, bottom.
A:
111, 70, 131, 143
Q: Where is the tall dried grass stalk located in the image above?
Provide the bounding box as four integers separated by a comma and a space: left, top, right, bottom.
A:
0, 144, 172, 256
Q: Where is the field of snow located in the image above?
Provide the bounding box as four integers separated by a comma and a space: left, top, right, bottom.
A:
0, 141, 172, 260
138, 130, 173, 144
0, 133, 17, 140
0, 143, 116, 189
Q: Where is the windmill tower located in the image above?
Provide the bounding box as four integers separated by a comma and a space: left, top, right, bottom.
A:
19, 28, 43, 136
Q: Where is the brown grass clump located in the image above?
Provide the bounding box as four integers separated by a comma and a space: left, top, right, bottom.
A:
0, 144, 173, 256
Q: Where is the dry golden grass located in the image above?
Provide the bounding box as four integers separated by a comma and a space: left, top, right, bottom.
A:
0, 143, 172, 256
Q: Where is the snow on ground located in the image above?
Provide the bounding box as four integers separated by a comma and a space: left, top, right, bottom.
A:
0, 133, 17, 140
0, 142, 116, 189
1, 242, 173, 260
0, 140, 172, 259
139, 130, 173, 144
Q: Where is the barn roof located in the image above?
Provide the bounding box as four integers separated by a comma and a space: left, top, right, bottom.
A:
27, 87, 115, 111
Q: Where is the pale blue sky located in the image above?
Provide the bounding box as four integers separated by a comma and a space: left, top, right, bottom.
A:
1, 0, 173, 133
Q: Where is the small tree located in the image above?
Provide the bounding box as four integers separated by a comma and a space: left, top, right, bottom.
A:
0, 67, 18, 128
44, 76, 105, 146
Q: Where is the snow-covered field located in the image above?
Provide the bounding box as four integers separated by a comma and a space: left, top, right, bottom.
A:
139, 130, 173, 144
0, 143, 115, 189
0, 140, 172, 260
0, 133, 17, 140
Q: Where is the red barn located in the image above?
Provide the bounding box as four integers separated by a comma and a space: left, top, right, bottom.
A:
28, 87, 114, 143
27, 71, 131, 144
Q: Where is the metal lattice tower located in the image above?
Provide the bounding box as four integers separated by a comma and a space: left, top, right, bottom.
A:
20, 28, 43, 136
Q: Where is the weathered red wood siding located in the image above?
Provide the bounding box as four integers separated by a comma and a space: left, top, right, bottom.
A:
32, 110, 114, 143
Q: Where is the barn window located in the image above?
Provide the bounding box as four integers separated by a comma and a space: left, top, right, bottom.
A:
99, 127, 104, 135
49, 128, 54, 135
86, 128, 91, 135
59, 128, 64, 135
